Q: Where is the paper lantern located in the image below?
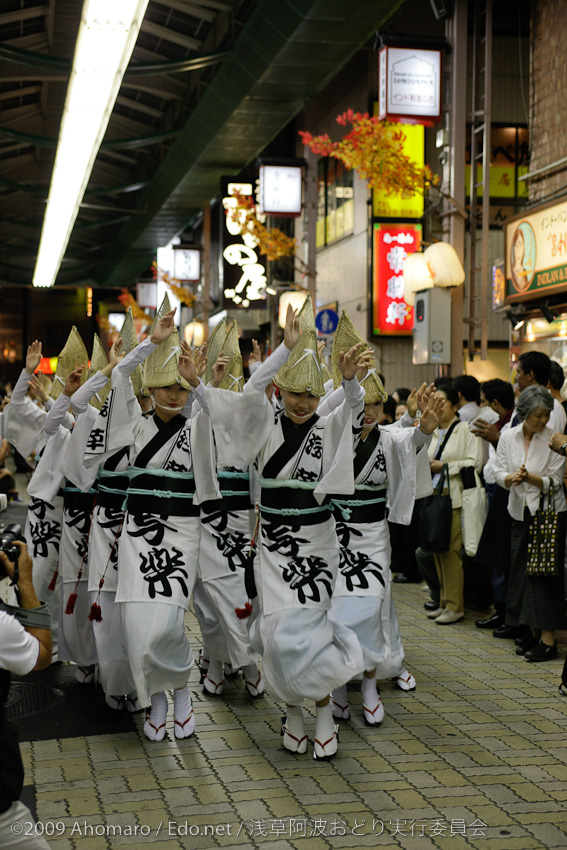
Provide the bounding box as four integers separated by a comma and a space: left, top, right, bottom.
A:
424, 241, 465, 287
278, 290, 308, 328
184, 320, 205, 347
403, 252, 434, 306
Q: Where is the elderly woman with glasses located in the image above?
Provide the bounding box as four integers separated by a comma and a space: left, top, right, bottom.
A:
493, 385, 567, 662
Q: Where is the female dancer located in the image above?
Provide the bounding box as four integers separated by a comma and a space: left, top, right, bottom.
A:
207, 309, 372, 759
84, 309, 219, 741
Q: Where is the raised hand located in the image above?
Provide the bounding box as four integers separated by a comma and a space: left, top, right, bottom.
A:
29, 374, 49, 404
108, 337, 124, 367
420, 392, 444, 435
63, 366, 84, 397
249, 339, 262, 365
211, 353, 229, 387
150, 309, 177, 344
193, 342, 208, 378
25, 340, 43, 375
178, 341, 199, 388
355, 348, 374, 382
283, 305, 300, 351
338, 342, 365, 381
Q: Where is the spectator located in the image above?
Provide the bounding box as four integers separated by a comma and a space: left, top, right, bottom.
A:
395, 401, 408, 421
548, 360, 567, 419
516, 350, 567, 433
493, 386, 566, 661
425, 384, 484, 624
472, 379, 515, 631
392, 387, 411, 404
0, 542, 52, 849
453, 374, 481, 422
378, 396, 396, 425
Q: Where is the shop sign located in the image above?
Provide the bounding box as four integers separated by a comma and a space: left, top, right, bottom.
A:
465, 164, 529, 199
221, 179, 267, 309
505, 198, 567, 304
379, 46, 441, 126
259, 165, 302, 216
372, 223, 421, 335
372, 118, 424, 219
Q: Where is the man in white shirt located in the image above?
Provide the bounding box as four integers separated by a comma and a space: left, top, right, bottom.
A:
516, 351, 567, 434
0, 542, 52, 850
453, 374, 481, 423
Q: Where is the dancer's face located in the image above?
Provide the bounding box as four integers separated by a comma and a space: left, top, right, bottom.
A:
281, 390, 319, 424
362, 403, 382, 432
151, 383, 189, 421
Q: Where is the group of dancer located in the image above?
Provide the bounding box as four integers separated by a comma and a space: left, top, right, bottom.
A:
7, 295, 443, 760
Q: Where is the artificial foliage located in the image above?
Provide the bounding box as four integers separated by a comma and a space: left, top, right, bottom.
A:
299, 109, 438, 196
227, 192, 296, 261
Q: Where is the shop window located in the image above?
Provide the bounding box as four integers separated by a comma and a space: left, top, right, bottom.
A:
465, 123, 529, 207
316, 159, 354, 249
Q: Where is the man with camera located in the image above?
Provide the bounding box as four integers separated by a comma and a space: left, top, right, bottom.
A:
0, 540, 52, 849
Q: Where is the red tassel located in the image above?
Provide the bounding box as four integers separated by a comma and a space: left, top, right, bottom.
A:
88, 602, 103, 623
65, 592, 77, 615
47, 569, 58, 592
98, 578, 105, 590
235, 602, 253, 619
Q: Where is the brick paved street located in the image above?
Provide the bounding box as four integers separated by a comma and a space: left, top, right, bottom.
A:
16, 582, 567, 850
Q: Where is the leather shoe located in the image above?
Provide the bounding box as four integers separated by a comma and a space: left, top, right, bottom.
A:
475, 613, 504, 629
424, 600, 441, 611
393, 573, 409, 583
492, 625, 526, 640
525, 641, 558, 662
435, 610, 464, 625
515, 637, 539, 655
426, 607, 444, 619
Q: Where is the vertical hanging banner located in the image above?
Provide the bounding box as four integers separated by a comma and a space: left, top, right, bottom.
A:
220, 178, 267, 309
373, 223, 422, 335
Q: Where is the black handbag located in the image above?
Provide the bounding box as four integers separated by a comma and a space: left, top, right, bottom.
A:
419, 463, 453, 553
526, 482, 560, 576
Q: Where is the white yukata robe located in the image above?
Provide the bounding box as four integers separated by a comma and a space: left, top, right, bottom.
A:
207, 354, 366, 706
329, 424, 430, 678
194, 465, 258, 669
84, 361, 219, 707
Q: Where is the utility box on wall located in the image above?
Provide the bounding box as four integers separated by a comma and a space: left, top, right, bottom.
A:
413, 288, 452, 365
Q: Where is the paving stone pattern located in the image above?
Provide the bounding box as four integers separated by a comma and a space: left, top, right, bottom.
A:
16, 584, 567, 850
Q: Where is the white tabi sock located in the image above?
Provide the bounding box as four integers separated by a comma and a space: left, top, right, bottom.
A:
315, 702, 335, 745
242, 663, 264, 697
173, 685, 195, 739
143, 692, 167, 741
126, 691, 141, 713
203, 659, 224, 695
330, 685, 350, 719
361, 675, 384, 725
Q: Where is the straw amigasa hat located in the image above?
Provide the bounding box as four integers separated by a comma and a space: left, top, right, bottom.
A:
148, 293, 172, 337
217, 353, 244, 392
118, 308, 144, 396
297, 293, 316, 333
331, 311, 387, 403
50, 326, 89, 400
274, 329, 326, 397
223, 320, 240, 357
118, 307, 138, 354
87, 334, 110, 411
320, 360, 332, 384
204, 317, 229, 385
144, 325, 190, 391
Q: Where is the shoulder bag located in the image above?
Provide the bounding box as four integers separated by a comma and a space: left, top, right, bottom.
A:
526, 481, 560, 576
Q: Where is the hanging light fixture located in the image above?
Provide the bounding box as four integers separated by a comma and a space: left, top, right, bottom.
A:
33, 0, 150, 288
424, 241, 466, 287
403, 252, 434, 307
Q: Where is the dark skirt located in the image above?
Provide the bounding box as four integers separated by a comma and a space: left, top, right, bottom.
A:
507, 509, 567, 630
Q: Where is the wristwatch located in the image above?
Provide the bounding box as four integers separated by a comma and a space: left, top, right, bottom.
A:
560, 442, 567, 456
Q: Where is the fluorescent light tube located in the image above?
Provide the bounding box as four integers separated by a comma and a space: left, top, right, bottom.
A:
33, 0, 149, 287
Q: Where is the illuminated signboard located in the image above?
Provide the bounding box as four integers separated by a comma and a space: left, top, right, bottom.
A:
221, 179, 267, 309
505, 198, 567, 304
372, 117, 425, 219
173, 247, 200, 282
259, 165, 302, 216
372, 223, 422, 335
379, 46, 442, 126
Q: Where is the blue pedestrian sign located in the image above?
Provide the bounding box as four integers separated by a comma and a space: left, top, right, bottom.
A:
315, 308, 339, 334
